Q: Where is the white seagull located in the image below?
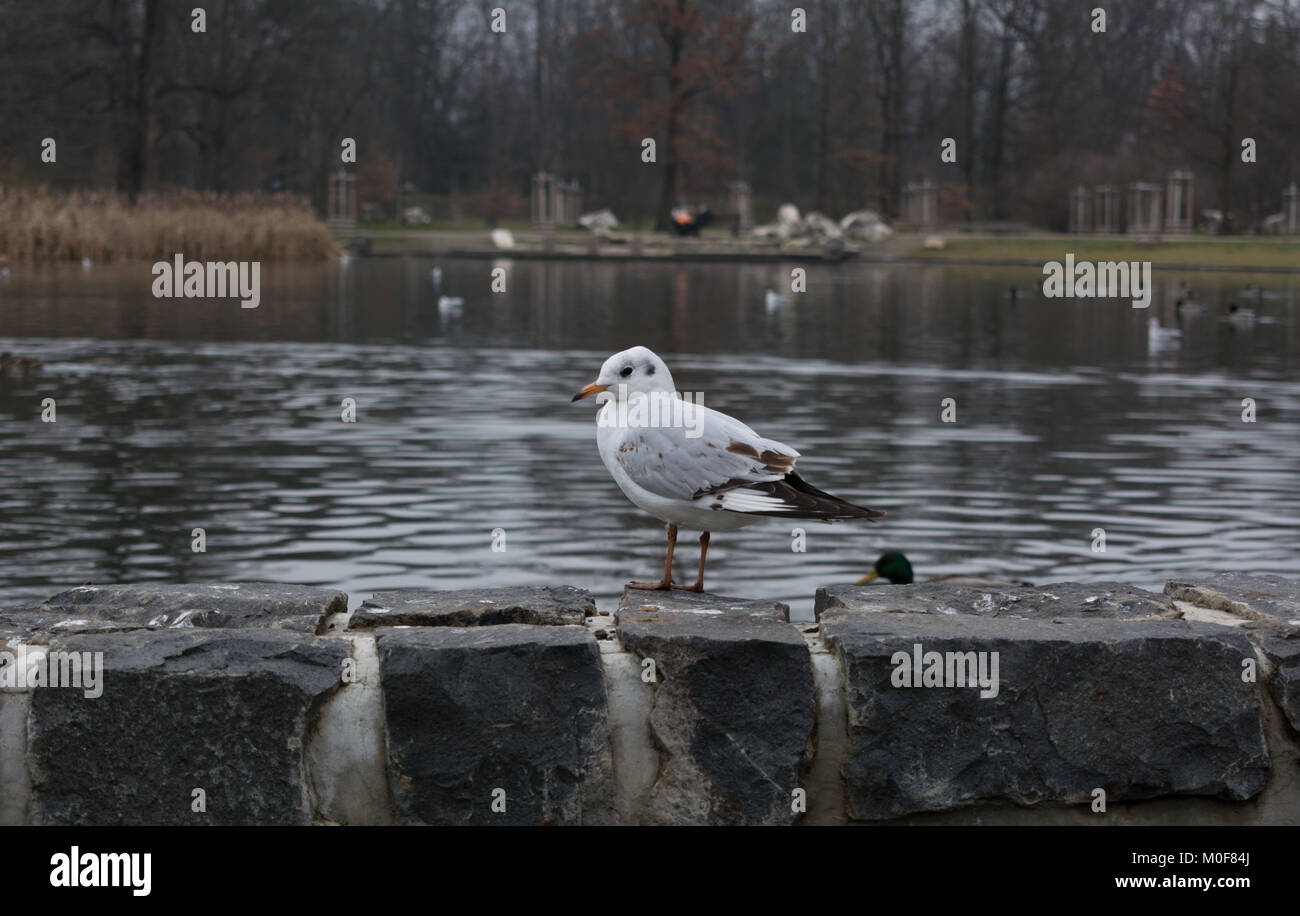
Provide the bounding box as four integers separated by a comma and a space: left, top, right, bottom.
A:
572, 346, 884, 592
1147, 317, 1182, 353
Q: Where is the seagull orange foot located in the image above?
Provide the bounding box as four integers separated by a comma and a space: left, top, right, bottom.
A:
627, 578, 674, 590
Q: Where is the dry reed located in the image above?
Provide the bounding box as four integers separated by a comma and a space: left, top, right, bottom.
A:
0, 185, 338, 263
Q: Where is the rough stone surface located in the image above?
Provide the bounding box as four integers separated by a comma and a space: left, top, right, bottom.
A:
26, 629, 347, 825
1255, 629, 1300, 735
350, 585, 595, 629
823, 610, 1269, 820
617, 588, 791, 622
39, 583, 346, 632
615, 589, 813, 825
376, 624, 612, 825
1166, 574, 1300, 622
1, 608, 146, 636
815, 581, 1179, 622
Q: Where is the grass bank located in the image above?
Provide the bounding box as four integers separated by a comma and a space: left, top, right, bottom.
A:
341, 225, 1300, 270
0, 186, 337, 263
908, 235, 1300, 269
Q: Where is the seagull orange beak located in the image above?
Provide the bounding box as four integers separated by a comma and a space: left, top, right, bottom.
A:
571, 381, 609, 402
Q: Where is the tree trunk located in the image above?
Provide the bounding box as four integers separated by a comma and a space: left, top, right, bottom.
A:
1219, 53, 1239, 234
115, 0, 160, 200
654, 5, 687, 232
960, 0, 978, 215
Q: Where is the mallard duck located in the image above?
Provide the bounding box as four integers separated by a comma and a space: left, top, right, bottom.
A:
1175, 297, 1205, 317
1227, 302, 1257, 328
0, 353, 41, 376
856, 551, 1032, 587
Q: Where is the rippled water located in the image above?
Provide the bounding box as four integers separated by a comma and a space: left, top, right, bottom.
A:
1, 257, 1298, 619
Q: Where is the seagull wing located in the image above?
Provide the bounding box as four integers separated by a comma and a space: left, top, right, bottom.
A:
613, 402, 883, 520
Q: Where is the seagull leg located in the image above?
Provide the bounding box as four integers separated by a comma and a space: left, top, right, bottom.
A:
628, 523, 677, 590
673, 531, 709, 593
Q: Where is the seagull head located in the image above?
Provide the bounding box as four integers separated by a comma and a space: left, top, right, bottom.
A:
572, 346, 676, 402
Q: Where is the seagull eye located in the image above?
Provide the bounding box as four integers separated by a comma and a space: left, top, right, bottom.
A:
620, 366, 633, 377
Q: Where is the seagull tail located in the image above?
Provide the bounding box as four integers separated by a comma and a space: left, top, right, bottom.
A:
780, 471, 887, 520
719, 471, 886, 520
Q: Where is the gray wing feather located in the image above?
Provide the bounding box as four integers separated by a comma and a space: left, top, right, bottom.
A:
613, 403, 800, 501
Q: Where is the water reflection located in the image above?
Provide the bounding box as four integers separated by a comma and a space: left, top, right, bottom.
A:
1, 257, 1297, 618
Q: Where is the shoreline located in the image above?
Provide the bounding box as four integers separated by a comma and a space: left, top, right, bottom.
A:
344, 228, 1300, 272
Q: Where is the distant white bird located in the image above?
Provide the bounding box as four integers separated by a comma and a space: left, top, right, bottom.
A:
1242, 284, 1281, 301
431, 266, 442, 286
764, 288, 791, 312
80, 257, 93, 270
437, 295, 463, 315
1175, 297, 1205, 316
572, 346, 884, 592
1227, 303, 1257, 328
0, 266, 10, 282
1147, 317, 1182, 353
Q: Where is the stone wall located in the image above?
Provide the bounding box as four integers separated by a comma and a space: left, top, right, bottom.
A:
1, 574, 1297, 825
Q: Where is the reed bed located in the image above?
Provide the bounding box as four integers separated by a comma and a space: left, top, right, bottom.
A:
0, 186, 337, 263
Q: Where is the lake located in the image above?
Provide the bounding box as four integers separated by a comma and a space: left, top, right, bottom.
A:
1, 256, 1298, 620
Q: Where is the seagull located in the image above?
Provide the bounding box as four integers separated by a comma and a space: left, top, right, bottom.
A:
431, 266, 442, 286
1147, 317, 1182, 352
857, 551, 1032, 587
80, 256, 93, 270
572, 346, 884, 592
764, 288, 790, 312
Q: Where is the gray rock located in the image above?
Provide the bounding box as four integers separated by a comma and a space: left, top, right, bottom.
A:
823, 610, 1269, 820
376, 625, 612, 825
615, 589, 813, 825
815, 581, 1178, 622
350, 585, 595, 629
40, 582, 346, 632
1254, 629, 1300, 735
616, 589, 790, 622
1165, 573, 1300, 622
26, 629, 347, 825
0, 608, 146, 636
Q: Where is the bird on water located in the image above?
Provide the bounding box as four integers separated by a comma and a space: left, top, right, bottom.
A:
857, 551, 1032, 587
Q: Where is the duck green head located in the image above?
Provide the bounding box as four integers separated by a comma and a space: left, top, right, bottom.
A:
856, 551, 914, 585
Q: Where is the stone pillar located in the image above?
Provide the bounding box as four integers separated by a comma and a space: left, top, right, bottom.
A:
1127, 182, 1162, 236
327, 169, 356, 231
1164, 170, 1193, 233
902, 181, 938, 228
729, 180, 753, 233
555, 180, 582, 226
1069, 185, 1089, 233
1094, 185, 1118, 233
532, 172, 554, 226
